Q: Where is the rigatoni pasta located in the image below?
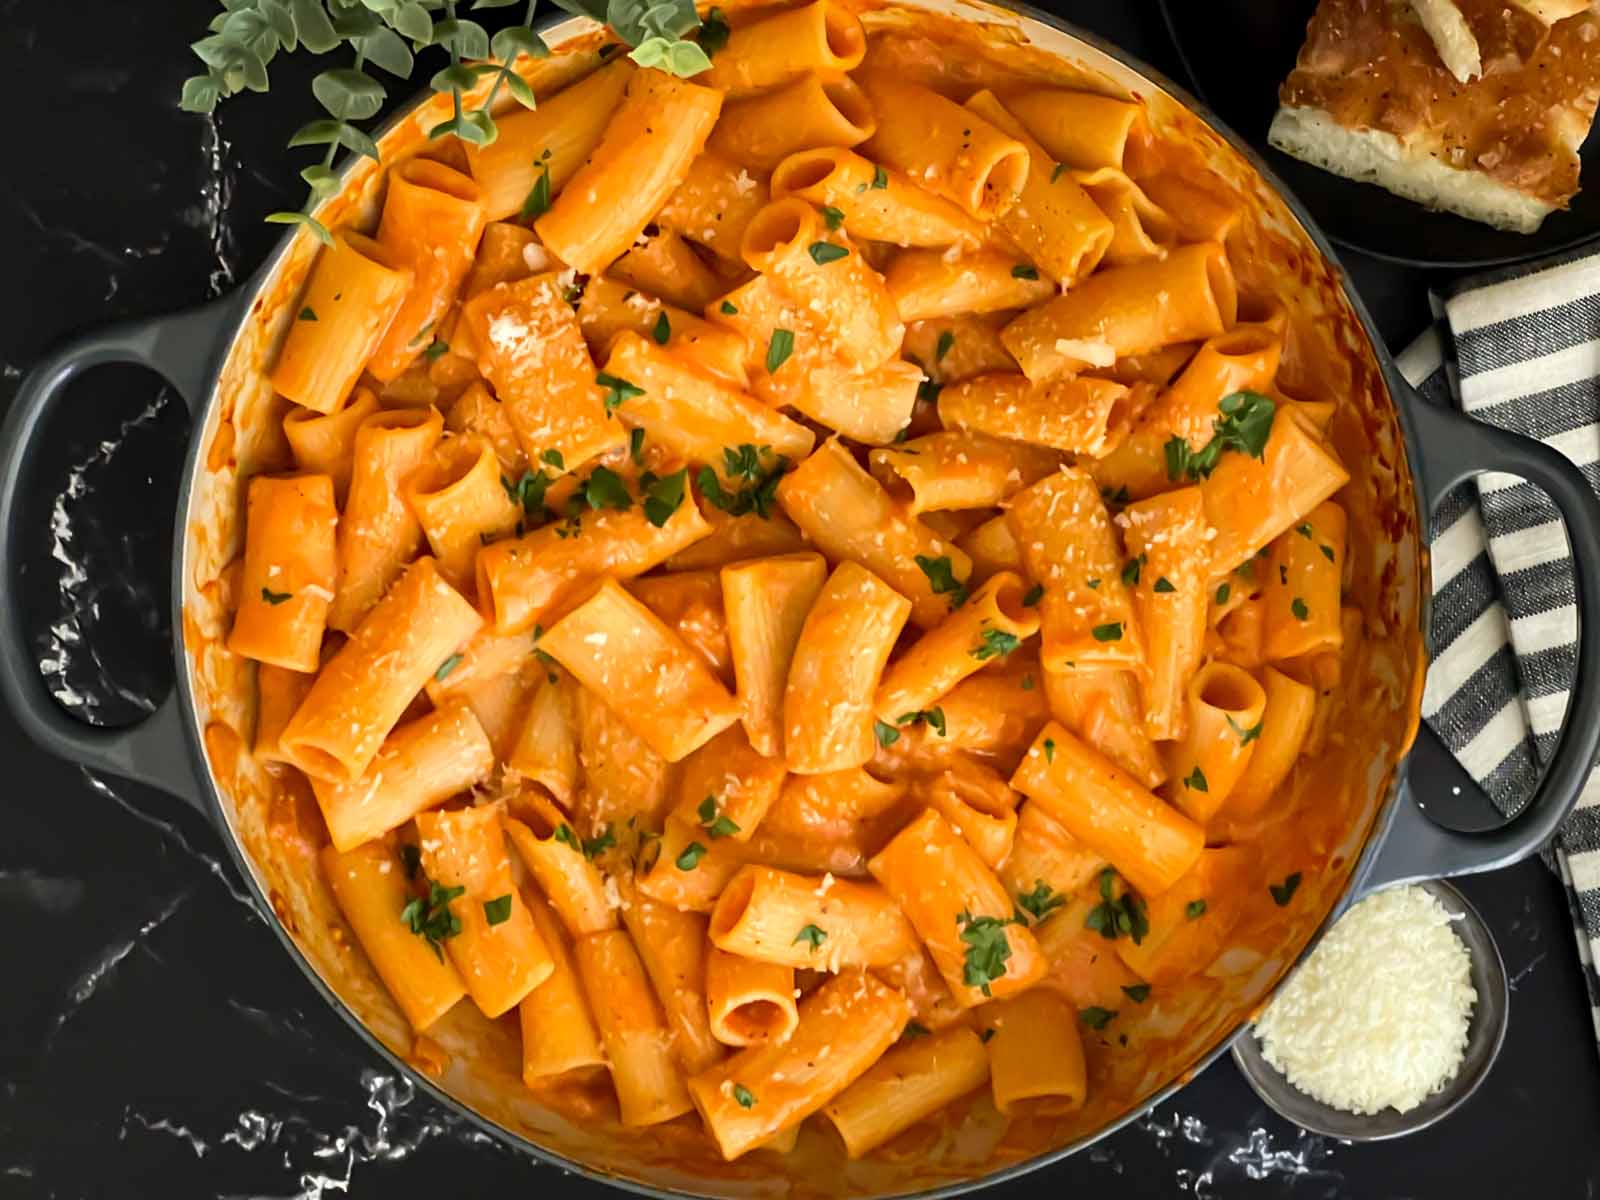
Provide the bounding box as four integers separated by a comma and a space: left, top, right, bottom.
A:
237, 9, 1369, 1160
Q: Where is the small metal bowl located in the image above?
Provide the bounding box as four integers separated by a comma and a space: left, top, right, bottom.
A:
1231, 878, 1509, 1140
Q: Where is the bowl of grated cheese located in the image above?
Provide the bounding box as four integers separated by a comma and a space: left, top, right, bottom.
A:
1231, 880, 1508, 1140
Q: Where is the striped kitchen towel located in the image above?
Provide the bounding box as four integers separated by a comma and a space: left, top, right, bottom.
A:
1402, 245, 1600, 1041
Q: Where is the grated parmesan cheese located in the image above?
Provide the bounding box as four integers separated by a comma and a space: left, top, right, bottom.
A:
1255, 885, 1475, 1115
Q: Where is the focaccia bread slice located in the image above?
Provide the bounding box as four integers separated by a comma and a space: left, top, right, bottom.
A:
1268, 0, 1600, 233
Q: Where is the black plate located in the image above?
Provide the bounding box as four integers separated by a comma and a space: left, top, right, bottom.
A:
1156, 0, 1600, 267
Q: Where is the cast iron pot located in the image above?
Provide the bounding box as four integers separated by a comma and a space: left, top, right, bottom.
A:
4, 4, 1599, 1196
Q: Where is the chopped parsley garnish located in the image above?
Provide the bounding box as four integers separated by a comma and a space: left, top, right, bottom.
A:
596, 371, 644, 414
1084, 868, 1148, 944
541, 448, 565, 470
808, 241, 848, 265
698, 6, 731, 54
400, 843, 422, 880
502, 468, 552, 517
1022, 583, 1045, 607
520, 163, 552, 219
408, 321, 435, 348
1153, 576, 1176, 594
873, 719, 901, 748
629, 427, 646, 466
1292, 597, 1310, 620
956, 909, 1018, 996
1086, 577, 1101, 590
298, 306, 317, 321
1016, 880, 1065, 922
422, 338, 449, 361
896, 707, 947, 737
720, 300, 738, 315
1296, 522, 1313, 539
793, 923, 827, 950
1321, 543, 1336, 563
871, 164, 889, 189
1162, 391, 1276, 481
1122, 983, 1150, 1003
972, 628, 1020, 661
434, 654, 464, 682
915, 554, 968, 608
1051, 162, 1067, 183
483, 894, 513, 926
260, 587, 291, 605
732, 1083, 756, 1108
1020, 674, 1034, 691
1216, 582, 1231, 605
766, 328, 795, 373
642, 467, 688, 528
697, 795, 741, 839
1183, 765, 1208, 792
1227, 715, 1263, 745
651, 311, 671, 344
820, 204, 845, 230
554, 823, 582, 853
1270, 872, 1302, 906
935, 330, 955, 362
581, 465, 632, 512
916, 376, 942, 404
902, 1021, 930, 1040
1279, 564, 1289, 585
1121, 555, 1145, 587
401, 880, 465, 961
582, 827, 616, 859
1186, 899, 1208, 920
1091, 622, 1123, 642
1080, 1006, 1116, 1030
1011, 264, 1039, 280
1043, 737, 1056, 764
676, 841, 707, 870
698, 445, 788, 519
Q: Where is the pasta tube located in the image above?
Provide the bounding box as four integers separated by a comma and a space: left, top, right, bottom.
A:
999, 799, 1103, 909
706, 947, 798, 1046
672, 725, 787, 843
577, 277, 747, 387
868, 432, 1060, 515
699, 0, 866, 96
1041, 667, 1165, 790
280, 557, 482, 782
885, 247, 1056, 322
403, 434, 521, 594
822, 1025, 989, 1157
254, 662, 315, 766
1162, 663, 1268, 824
868, 809, 1047, 1007
227, 473, 337, 672
656, 151, 771, 263
618, 881, 724, 1073
540, 578, 741, 763
783, 561, 912, 774
1009, 723, 1203, 897
506, 670, 579, 806
709, 865, 920, 969
721, 552, 828, 757
915, 757, 1020, 870
686, 970, 909, 1160
518, 892, 607, 1082
1004, 89, 1148, 170
415, 804, 553, 1019
1224, 666, 1317, 818
271, 232, 411, 415
939, 373, 1134, 457
637, 814, 750, 913
1114, 846, 1254, 984
1261, 501, 1347, 661
1120, 487, 1212, 740
770, 147, 985, 248
282, 389, 379, 505
610, 228, 726, 315
311, 698, 495, 853
320, 842, 467, 1031
982, 988, 1086, 1115
710, 74, 876, 171
504, 794, 616, 937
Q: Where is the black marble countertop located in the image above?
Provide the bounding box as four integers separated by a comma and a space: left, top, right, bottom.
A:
4, 2, 1599, 1197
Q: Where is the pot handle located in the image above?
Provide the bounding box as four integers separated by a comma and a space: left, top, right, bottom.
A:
0, 298, 242, 814
1359, 392, 1600, 892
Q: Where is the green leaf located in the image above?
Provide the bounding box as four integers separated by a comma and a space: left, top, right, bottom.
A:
502, 69, 539, 109
434, 16, 491, 58
541, 449, 565, 470
313, 67, 385, 119
1227, 714, 1263, 745
180, 74, 223, 113
807, 241, 848, 265
520, 164, 553, 218
896, 707, 946, 737
676, 840, 707, 870
261, 0, 299, 50
393, 1, 434, 42
357, 27, 415, 78
609, 0, 701, 42
291, 0, 341, 53
1269, 872, 1302, 907
549, 0, 610, 23
329, 6, 383, 39
820, 205, 845, 231
190, 33, 236, 71
401, 879, 467, 960
431, 62, 483, 92
1153, 576, 1176, 594
643, 468, 688, 528
596, 371, 644, 414
264, 210, 334, 245
493, 24, 551, 62
581, 465, 632, 511
1016, 880, 1064, 922
793, 923, 827, 949
473, 0, 523, 7
337, 120, 382, 161
1090, 621, 1123, 642
766, 328, 795, 373
300, 163, 340, 197
652, 310, 671, 344
1080, 1006, 1116, 1030
698, 5, 730, 54
629, 35, 712, 76
483, 893, 514, 925
956, 909, 1018, 997
873, 719, 900, 748
914, 554, 968, 608
287, 118, 344, 147
1216, 390, 1275, 458
971, 628, 1019, 662
422, 339, 449, 361
1183, 765, 1208, 793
